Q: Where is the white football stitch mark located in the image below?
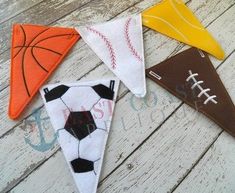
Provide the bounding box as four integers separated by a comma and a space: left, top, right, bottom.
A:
186, 70, 217, 105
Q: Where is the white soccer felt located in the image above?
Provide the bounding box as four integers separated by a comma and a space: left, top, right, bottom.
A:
77, 14, 146, 98
40, 79, 119, 193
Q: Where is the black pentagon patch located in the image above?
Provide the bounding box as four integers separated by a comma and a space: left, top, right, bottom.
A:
64, 111, 97, 140
71, 158, 94, 173
44, 85, 70, 102
92, 84, 114, 100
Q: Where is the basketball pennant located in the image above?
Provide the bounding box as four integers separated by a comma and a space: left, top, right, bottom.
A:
77, 14, 146, 98
9, 24, 80, 119
40, 79, 119, 193
146, 48, 235, 137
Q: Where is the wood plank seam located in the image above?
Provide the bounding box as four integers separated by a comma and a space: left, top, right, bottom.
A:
99, 102, 184, 186
0, 0, 45, 25
170, 131, 223, 193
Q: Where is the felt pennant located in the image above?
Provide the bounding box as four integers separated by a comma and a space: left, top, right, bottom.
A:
40, 79, 119, 193
146, 48, 235, 137
77, 14, 146, 98
9, 24, 80, 119
142, 0, 225, 60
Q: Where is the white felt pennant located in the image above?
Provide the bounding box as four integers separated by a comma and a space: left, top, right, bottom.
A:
77, 14, 146, 97
40, 79, 119, 193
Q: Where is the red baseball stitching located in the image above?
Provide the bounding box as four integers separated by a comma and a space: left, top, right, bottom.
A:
124, 18, 142, 62
86, 27, 116, 69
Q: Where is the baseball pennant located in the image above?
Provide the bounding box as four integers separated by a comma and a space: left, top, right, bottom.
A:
146, 48, 235, 137
40, 79, 120, 193
9, 24, 80, 119
77, 14, 146, 98
142, 0, 225, 60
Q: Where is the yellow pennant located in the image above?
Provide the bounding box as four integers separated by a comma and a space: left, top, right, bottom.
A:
142, 0, 225, 60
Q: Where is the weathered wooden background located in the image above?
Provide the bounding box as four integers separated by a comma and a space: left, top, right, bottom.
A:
0, 0, 234, 192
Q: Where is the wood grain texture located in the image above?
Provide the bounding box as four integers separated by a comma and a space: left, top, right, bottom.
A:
0, 0, 43, 24
174, 132, 235, 193
4, 1, 235, 193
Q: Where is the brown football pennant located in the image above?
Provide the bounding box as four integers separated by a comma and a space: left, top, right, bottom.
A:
9, 24, 80, 119
146, 48, 235, 137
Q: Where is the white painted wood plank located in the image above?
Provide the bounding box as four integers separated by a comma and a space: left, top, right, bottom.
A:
0, 0, 44, 24
173, 132, 235, 193
8, 3, 235, 193
10, 151, 79, 193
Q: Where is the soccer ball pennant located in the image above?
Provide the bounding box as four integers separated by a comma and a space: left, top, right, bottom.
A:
40, 79, 120, 193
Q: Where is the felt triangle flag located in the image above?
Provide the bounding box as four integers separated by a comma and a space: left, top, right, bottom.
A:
9, 24, 80, 119
146, 48, 235, 137
142, 0, 225, 60
40, 79, 119, 193
77, 14, 146, 98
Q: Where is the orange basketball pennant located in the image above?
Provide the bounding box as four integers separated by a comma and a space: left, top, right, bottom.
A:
9, 24, 80, 119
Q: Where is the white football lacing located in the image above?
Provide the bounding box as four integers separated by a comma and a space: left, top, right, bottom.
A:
186, 70, 217, 105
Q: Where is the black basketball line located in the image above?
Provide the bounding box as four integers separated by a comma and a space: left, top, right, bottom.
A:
20, 27, 50, 97
21, 26, 30, 97
27, 27, 50, 47
31, 47, 49, 73
32, 33, 77, 47
13, 25, 26, 59
14, 45, 62, 55
30, 45, 62, 72
28, 33, 77, 74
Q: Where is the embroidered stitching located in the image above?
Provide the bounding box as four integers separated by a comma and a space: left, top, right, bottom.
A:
186, 70, 217, 105
124, 18, 143, 62
86, 27, 116, 69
